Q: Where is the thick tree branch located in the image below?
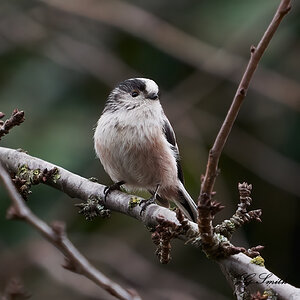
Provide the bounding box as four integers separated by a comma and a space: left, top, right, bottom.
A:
0, 161, 141, 300
0, 146, 299, 299
219, 254, 300, 300
0, 147, 198, 234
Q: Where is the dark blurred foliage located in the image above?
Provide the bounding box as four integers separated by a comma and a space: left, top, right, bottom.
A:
0, 0, 299, 299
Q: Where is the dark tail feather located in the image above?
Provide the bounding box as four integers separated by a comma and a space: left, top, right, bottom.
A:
175, 186, 198, 222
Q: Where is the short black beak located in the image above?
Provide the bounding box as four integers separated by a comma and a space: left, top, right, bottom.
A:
147, 93, 158, 100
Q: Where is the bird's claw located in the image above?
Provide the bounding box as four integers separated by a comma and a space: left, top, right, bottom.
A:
104, 181, 125, 201
139, 184, 160, 215
139, 197, 156, 215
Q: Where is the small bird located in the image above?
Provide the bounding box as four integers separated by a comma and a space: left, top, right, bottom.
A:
94, 78, 198, 222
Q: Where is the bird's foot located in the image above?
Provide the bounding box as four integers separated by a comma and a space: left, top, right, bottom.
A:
139, 184, 160, 215
139, 196, 156, 215
104, 180, 125, 201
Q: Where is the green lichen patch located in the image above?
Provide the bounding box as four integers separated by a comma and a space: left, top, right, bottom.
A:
76, 195, 111, 220
51, 168, 61, 183
13, 165, 61, 199
128, 196, 141, 209
250, 255, 265, 267
263, 289, 277, 299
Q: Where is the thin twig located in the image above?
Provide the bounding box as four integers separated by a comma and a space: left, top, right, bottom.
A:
200, 0, 291, 200
201, 0, 292, 202
26, 238, 227, 300
0, 109, 25, 140
196, 0, 292, 270
0, 162, 141, 300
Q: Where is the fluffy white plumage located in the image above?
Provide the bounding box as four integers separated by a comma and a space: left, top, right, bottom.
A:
94, 78, 198, 221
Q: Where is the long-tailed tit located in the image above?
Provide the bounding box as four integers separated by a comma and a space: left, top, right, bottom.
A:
94, 78, 198, 222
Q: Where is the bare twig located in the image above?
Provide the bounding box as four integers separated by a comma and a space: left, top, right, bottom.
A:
26, 237, 228, 300
0, 109, 25, 140
197, 0, 292, 251
1, 147, 299, 299
200, 0, 291, 200
0, 162, 141, 300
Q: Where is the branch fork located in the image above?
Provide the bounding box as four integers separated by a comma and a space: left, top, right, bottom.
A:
196, 0, 292, 262
197, 182, 264, 260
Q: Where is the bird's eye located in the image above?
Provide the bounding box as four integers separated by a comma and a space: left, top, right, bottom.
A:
131, 91, 139, 97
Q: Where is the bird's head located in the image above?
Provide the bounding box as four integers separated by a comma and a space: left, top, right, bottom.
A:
104, 78, 160, 112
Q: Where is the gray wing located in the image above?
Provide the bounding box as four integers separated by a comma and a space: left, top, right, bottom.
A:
162, 119, 184, 184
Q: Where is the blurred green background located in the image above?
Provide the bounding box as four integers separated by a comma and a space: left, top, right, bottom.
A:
0, 0, 299, 299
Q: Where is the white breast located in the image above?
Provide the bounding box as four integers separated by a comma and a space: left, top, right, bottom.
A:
94, 101, 178, 191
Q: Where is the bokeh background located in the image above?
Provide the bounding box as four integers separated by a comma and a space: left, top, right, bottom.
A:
0, 0, 299, 299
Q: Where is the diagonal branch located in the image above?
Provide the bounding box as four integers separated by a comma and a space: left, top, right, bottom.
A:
0, 162, 141, 300
0, 147, 197, 233
200, 0, 291, 199
197, 0, 292, 252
